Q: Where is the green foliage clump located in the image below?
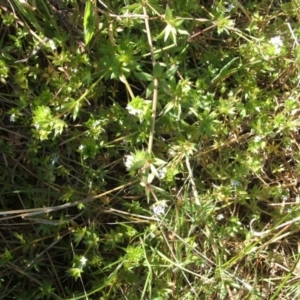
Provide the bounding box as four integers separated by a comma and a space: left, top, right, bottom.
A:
1, 0, 300, 299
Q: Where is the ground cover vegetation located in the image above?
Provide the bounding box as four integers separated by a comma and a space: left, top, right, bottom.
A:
0, 0, 300, 299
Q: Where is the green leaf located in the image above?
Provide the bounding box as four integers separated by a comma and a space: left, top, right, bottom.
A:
67, 267, 84, 281
53, 119, 67, 137
210, 57, 239, 87
134, 71, 153, 81
83, 231, 100, 247
165, 65, 178, 79
161, 100, 176, 115
146, 81, 154, 98
73, 227, 87, 247
84, 0, 96, 46
0, 248, 13, 266
153, 63, 163, 78
165, 5, 173, 21
129, 157, 149, 171
32, 105, 67, 140
164, 24, 176, 43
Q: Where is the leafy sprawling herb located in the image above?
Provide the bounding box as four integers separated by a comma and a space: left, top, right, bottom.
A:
1, 1, 300, 299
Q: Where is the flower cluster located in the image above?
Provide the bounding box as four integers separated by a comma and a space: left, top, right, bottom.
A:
78, 256, 87, 270
124, 154, 134, 170
152, 201, 168, 216
126, 96, 151, 123
269, 36, 283, 54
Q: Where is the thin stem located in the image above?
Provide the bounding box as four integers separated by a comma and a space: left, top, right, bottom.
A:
143, 4, 158, 155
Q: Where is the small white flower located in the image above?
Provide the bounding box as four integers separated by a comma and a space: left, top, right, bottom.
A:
93, 120, 101, 127
10, 114, 15, 122
124, 154, 134, 170
48, 39, 56, 50
226, 4, 234, 12
152, 201, 168, 216
78, 256, 87, 269
158, 167, 167, 179
216, 214, 225, 221
126, 103, 143, 116
78, 144, 84, 151
270, 36, 283, 47
254, 136, 262, 142
152, 205, 166, 216
51, 156, 59, 165
270, 36, 283, 54
80, 256, 87, 266
231, 179, 240, 187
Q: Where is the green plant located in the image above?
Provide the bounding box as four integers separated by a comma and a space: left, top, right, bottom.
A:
1, 0, 300, 299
